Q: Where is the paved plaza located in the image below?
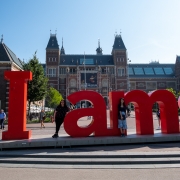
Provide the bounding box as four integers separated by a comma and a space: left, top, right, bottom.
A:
0, 110, 180, 152
0, 110, 180, 180
0, 110, 161, 140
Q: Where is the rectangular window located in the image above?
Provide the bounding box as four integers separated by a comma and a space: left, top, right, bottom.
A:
163, 67, 173, 75
60, 78, 65, 83
134, 68, 144, 75
117, 68, 125, 76
144, 68, 154, 75
48, 68, 56, 77
101, 68, 106, 74
80, 59, 94, 65
59, 68, 66, 74
69, 68, 76, 74
60, 85, 65, 90
109, 68, 114, 74
128, 67, 134, 75
154, 68, 164, 75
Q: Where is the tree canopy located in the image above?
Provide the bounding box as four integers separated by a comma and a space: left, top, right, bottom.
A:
46, 87, 63, 108
166, 88, 180, 99
23, 52, 48, 114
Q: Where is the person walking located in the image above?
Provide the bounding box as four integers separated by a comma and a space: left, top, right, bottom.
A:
118, 98, 128, 137
156, 108, 161, 130
0, 109, 6, 130
52, 100, 69, 138
39, 109, 46, 128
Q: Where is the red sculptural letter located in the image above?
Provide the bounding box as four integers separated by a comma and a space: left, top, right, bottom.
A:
2, 71, 32, 140
64, 91, 108, 137
125, 90, 154, 135
149, 90, 179, 134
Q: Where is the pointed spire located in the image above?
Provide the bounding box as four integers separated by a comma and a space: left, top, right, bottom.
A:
96, 39, 103, 55
60, 37, 65, 55
1, 34, 3, 43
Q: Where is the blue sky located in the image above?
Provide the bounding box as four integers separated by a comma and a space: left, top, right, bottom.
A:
1, 0, 180, 64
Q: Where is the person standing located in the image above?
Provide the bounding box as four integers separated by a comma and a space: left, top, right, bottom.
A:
52, 100, 69, 138
0, 109, 6, 130
39, 109, 46, 128
156, 108, 161, 130
118, 98, 128, 137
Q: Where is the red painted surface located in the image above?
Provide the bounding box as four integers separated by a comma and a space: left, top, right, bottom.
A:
125, 90, 154, 135
2, 71, 32, 140
63, 91, 109, 137
149, 90, 179, 134
64, 90, 179, 137
2, 70, 179, 140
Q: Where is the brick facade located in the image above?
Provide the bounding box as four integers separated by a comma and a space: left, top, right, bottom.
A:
44, 34, 179, 105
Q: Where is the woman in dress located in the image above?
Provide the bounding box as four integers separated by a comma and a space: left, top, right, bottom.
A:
52, 100, 69, 138
118, 98, 128, 137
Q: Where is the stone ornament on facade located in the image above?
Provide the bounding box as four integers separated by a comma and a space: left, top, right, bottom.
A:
146, 82, 157, 89
137, 83, 145, 88
70, 79, 76, 87
102, 79, 108, 87
159, 83, 165, 87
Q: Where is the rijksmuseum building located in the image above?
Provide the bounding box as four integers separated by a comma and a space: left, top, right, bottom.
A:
45, 33, 180, 105
1, 33, 180, 111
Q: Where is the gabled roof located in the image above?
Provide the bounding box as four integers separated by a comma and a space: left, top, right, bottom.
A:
112, 34, 126, 51
60, 54, 114, 66
46, 34, 59, 50
0, 42, 23, 68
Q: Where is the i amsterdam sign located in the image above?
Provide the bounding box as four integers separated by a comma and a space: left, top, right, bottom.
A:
2, 71, 180, 140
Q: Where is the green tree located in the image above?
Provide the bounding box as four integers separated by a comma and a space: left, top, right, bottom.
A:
46, 87, 63, 108
166, 88, 180, 99
23, 52, 48, 117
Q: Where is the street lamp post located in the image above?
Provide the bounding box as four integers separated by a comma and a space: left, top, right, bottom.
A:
84, 52, 86, 90
127, 58, 131, 91
83, 52, 87, 108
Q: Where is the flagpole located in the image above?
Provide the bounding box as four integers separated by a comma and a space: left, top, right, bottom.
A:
84, 52, 86, 90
